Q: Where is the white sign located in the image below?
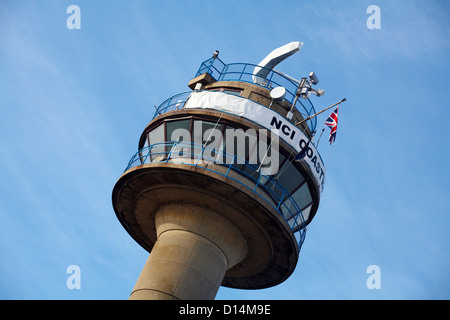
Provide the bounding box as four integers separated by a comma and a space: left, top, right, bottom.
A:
184, 91, 326, 195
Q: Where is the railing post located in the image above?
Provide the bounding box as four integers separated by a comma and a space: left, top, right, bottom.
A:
277, 190, 286, 210
239, 65, 244, 81
207, 58, 214, 75
125, 155, 134, 172
142, 146, 150, 164
220, 62, 226, 78
220, 65, 228, 81
290, 209, 299, 230
254, 172, 261, 191
267, 70, 275, 88
196, 144, 205, 166
166, 142, 177, 162
225, 155, 236, 177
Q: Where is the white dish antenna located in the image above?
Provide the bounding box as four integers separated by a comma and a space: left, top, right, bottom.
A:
270, 86, 286, 101
253, 41, 303, 85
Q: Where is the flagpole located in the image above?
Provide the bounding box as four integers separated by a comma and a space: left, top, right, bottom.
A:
315, 127, 326, 148
295, 98, 346, 128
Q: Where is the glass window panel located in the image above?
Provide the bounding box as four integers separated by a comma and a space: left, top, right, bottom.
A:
222, 89, 241, 96
166, 119, 191, 142
138, 135, 151, 164
282, 200, 308, 230
225, 128, 256, 175
220, 124, 234, 161
203, 122, 224, 162
260, 177, 285, 202
209, 88, 242, 96
222, 127, 257, 165
281, 182, 313, 228
257, 137, 282, 176
241, 162, 260, 182
300, 204, 313, 223
192, 120, 224, 161
202, 122, 224, 144
291, 182, 313, 210
192, 120, 209, 145
285, 211, 299, 230
257, 150, 287, 206
165, 119, 192, 159
148, 124, 165, 161
276, 164, 305, 194
148, 123, 164, 144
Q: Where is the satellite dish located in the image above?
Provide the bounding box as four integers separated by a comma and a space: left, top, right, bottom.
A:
270, 86, 286, 100
253, 41, 303, 85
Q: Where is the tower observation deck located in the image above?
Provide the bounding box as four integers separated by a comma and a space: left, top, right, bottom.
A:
112, 42, 328, 300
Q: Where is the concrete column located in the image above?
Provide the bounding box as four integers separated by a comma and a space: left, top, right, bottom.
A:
129, 203, 248, 300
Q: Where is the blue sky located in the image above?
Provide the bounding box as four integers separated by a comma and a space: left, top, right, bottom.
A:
0, 0, 449, 300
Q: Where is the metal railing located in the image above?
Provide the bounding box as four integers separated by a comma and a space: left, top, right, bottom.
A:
196, 57, 317, 132
124, 141, 307, 251
153, 91, 192, 119
152, 89, 316, 136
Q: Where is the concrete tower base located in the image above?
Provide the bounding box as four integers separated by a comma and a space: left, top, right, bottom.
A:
113, 163, 300, 295
129, 203, 248, 300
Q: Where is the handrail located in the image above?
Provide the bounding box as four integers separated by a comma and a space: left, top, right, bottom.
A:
124, 141, 307, 251
153, 91, 192, 119
152, 90, 316, 133
195, 58, 317, 132
150, 90, 326, 187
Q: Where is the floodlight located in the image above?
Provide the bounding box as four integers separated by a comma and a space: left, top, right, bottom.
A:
286, 111, 294, 120
301, 91, 311, 99
307, 88, 325, 98
194, 83, 203, 91
315, 88, 325, 97
309, 71, 319, 85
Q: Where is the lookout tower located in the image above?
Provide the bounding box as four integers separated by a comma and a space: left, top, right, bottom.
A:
112, 42, 328, 300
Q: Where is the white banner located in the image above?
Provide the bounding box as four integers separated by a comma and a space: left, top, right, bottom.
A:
184, 91, 326, 195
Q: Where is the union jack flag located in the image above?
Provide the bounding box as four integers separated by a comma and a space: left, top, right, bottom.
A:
324, 105, 339, 144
